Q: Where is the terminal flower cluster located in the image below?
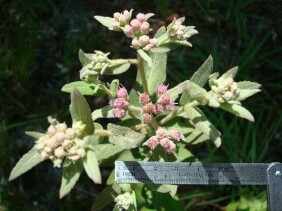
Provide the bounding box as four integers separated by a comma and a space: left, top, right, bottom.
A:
139, 84, 175, 124
112, 10, 132, 30
114, 192, 134, 210
210, 77, 240, 103
109, 86, 129, 119
144, 127, 182, 153
35, 119, 86, 167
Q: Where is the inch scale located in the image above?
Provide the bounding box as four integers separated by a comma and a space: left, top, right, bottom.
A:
115, 161, 282, 211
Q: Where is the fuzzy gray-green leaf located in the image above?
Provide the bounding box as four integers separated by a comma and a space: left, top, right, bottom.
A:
190, 55, 213, 87
237, 81, 261, 89
25, 131, 45, 139
83, 150, 101, 184
59, 160, 83, 198
220, 103, 254, 122
167, 80, 189, 101
180, 81, 208, 105
155, 26, 166, 38
137, 49, 152, 67
93, 143, 123, 161
79, 49, 92, 67
94, 16, 113, 29
105, 63, 130, 75
110, 79, 119, 94
62, 81, 105, 96
92, 106, 114, 121
221, 66, 238, 79
70, 89, 94, 135
107, 123, 146, 149
9, 148, 44, 181
184, 105, 221, 147
236, 89, 261, 101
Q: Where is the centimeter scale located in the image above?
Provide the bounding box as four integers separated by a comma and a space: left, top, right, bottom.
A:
115, 161, 282, 211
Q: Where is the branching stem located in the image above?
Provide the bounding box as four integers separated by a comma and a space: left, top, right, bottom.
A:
137, 54, 149, 94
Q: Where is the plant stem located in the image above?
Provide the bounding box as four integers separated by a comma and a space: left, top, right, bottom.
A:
137, 54, 149, 94
94, 129, 112, 136
111, 59, 138, 65
157, 33, 169, 46
100, 84, 115, 98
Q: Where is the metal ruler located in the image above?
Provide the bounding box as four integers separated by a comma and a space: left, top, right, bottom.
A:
115, 161, 282, 211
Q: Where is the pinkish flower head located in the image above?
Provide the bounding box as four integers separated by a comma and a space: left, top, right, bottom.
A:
139, 92, 151, 105
54, 132, 65, 143
65, 128, 76, 139
123, 25, 133, 37
112, 21, 120, 29
136, 13, 145, 22
113, 108, 126, 119
154, 104, 164, 114
140, 22, 150, 34
47, 125, 57, 136
160, 138, 176, 154
166, 141, 176, 154
142, 113, 153, 124
116, 87, 128, 98
130, 19, 141, 30
142, 102, 155, 113
145, 136, 158, 150
113, 12, 121, 19
109, 99, 114, 107
157, 84, 168, 96
149, 38, 158, 46
113, 98, 128, 108
131, 38, 140, 49
169, 129, 181, 141
156, 128, 167, 139
164, 101, 175, 111
159, 93, 171, 104
138, 35, 150, 46
54, 147, 65, 158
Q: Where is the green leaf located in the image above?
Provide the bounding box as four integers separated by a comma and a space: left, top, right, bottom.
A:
180, 81, 208, 105
106, 169, 115, 185
9, 148, 44, 181
220, 103, 254, 122
105, 63, 130, 75
83, 150, 101, 184
221, 66, 238, 79
137, 49, 152, 67
167, 80, 188, 101
237, 81, 261, 89
155, 26, 166, 38
149, 184, 178, 197
93, 143, 123, 161
144, 13, 155, 20
25, 131, 45, 139
190, 55, 213, 87
236, 89, 261, 101
176, 146, 197, 162
79, 49, 92, 67
91, 183, 122, 210
92, 105, 114, 121
94, 16, 113, 29
171, 40, 192, 47
62, 81, 105, 96
184, 105, 221, 147
150, 42, 179, 53
130, 191, 137, 210
70, 89, 94, 135
208, 96, 220, 108
107, 123, 146, 149
59, 160, 83, 198
110, 79, 119, 94
144, 51, 167, 96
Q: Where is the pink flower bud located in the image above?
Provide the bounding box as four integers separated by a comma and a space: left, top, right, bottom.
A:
41, 151, 49, 159
142, 102, 155, 113
56, 123, 67, 132
130, 19, 141, 30
62, 139, 72, 149
131, 38, 140, 49
54, 132, 65, 143
154, 104, 164, 114
140, 22, 150, 34
165, 101, 175, 111
123, 25, 133, 37
139, 92, 150, 105
113, 98, 128, 108
138, 35, 150, 46
54, 147, 65, 158
113, 21, 120, 29
159, 93, 171, 104
157, 84, 168, 96
123, 10, 130, 18
149, 38, 158, 46
146, 136, 158, 150
136, 13, 145, 22
46, 137, 58, 149
169, 129, 181, 141
114, 12, 121, 19
47, 125, 57, 136
142, 113, 153, 124
156, 128, 167, 139
65, 128, 76, 139
160, 138, 176, 154
113, 108, 126, 119
116, 87, 128, 98
166, 142, 176, 154
69, 155, 80, 161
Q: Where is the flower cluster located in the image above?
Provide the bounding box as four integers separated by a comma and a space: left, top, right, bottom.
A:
90, 50, 110, 71
109, 86, 129, 119
112, 10, 132, 30
167, 18, 198, 41
144, 127, 182, 154
114, 192, 133, 210
210, 77, 240, 103
35, 120, 86, 167
139, 84, 175, 124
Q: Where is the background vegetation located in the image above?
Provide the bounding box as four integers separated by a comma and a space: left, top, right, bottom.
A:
1, 0, 281, 210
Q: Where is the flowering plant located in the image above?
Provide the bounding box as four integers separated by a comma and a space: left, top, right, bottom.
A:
9, 10, 261, 210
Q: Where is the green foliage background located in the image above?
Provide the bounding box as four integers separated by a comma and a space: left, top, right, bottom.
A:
1, 0, 281, 210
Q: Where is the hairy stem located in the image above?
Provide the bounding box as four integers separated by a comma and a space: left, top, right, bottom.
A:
111, 59, 138, 65
100, 84, 115, 98
137, 54, 149, 93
